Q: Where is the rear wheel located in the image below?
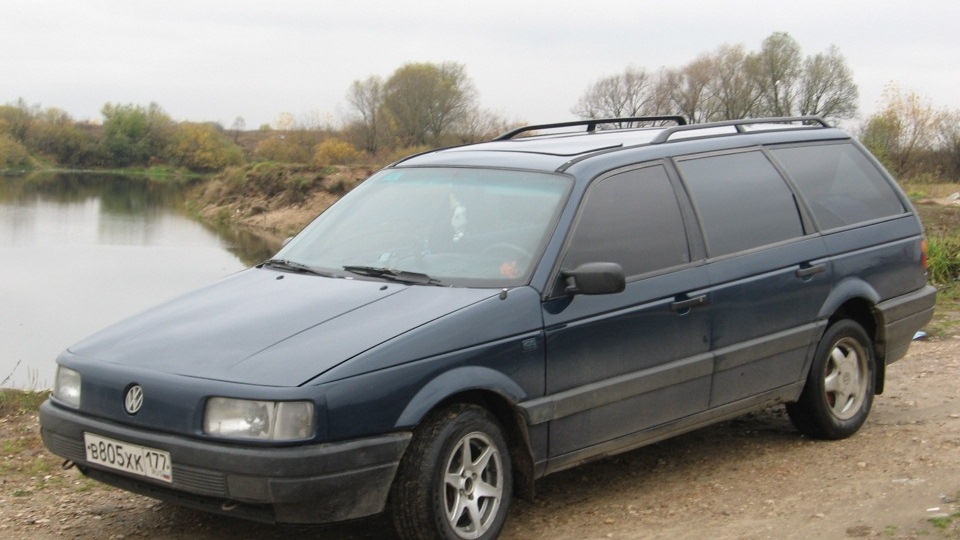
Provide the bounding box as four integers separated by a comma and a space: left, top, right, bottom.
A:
391, 404, 512, 540
787, 319, 875, 439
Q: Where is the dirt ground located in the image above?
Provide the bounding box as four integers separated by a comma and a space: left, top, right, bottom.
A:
1, 334, 958, 540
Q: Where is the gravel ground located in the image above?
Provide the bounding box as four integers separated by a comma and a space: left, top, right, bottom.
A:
2, 337, 958, 540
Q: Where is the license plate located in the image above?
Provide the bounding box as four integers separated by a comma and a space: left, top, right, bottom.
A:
83, 433, 173, 483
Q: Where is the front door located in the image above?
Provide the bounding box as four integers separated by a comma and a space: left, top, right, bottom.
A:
539, 164, 713, 460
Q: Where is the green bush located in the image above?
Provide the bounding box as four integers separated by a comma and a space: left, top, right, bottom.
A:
100, 102, 173, 167
927, 234, 960, 285
314, 138, 364, 167
168, 122, 244, 172
0, 133, 29, 167
253, 133, 316, 164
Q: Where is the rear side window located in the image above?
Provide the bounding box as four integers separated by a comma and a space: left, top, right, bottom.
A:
677, 151, 804, 257
565, 165, 689, 278
771, 143, 905, 230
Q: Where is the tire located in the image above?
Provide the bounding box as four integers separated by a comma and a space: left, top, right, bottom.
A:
391, 404, 512, 540
787, 319, 875, 440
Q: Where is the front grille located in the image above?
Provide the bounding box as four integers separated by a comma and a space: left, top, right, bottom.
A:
44, 431, 86, 462
172, 464, 227, 497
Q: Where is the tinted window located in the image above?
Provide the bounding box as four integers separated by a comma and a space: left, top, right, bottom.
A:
565, 165, 689, 277
677, 151, 803, 257
771, 143, 905, 230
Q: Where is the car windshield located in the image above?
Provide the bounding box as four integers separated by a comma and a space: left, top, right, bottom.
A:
273, 167, 573, 287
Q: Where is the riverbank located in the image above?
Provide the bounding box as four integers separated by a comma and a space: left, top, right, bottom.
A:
0, 165, 205, 183
188, 163, 373, 238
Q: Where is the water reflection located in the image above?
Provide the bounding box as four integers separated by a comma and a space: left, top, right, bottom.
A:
205, 220, 283, 267
0, 173, 282, 389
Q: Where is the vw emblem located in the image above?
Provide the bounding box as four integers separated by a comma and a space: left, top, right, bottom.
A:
124, 385, 144, 415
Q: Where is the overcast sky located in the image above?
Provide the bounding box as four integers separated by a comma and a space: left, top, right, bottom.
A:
4, 0, 959, 130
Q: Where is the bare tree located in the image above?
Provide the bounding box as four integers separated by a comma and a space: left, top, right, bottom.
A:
645, 69, 678, 117
572, 66, 653, 121
753, 32, 803, 117
346, 75, 385, 153
861, 84, 947, 178
571, 32, 859, 125
451, 108, 519, 144
230, 116, 245, 144
796, 46, 859, 120
667, 55, 717, 123
938, 111, 960, 180
707, 44, 762, 120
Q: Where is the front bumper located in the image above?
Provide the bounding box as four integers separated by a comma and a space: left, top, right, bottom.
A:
40, 400, 411, 524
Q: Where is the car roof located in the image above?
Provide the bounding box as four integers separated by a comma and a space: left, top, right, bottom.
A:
393, 116, 851, 174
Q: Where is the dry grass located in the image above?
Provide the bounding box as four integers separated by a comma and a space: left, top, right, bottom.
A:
0, 389, 50, 418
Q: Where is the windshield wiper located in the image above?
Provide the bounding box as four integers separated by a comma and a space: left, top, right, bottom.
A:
342, 265, 442, 286
260, 259, 331, 277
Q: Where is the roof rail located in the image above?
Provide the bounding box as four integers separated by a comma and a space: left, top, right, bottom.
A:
650, 115, 830, 144
494, 116, 687, 141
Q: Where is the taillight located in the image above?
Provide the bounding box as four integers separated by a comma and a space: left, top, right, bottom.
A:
921, 239, 928, 270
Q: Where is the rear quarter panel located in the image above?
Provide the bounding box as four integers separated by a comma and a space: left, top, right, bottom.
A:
818, 215, 927, 317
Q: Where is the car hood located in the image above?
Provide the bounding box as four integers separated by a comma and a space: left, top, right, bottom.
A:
68, 268, 499, 386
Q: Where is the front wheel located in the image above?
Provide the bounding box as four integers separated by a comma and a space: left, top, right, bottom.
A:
787, 319, 875, 440
391, 404, 512, 540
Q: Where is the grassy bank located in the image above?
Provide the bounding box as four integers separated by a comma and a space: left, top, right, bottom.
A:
0, 388, 49, 417
909, 182, 960, 336
0, 165, 207, 184
188, 162, 371, 237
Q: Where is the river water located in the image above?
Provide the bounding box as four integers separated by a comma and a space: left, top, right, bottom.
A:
0, 173, 281, 389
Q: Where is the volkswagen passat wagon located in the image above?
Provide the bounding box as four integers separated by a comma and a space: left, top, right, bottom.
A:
41, 116, 936, 540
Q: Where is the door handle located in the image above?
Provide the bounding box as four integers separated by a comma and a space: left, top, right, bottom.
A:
795, 263, 827, 279
671, 294, 708, 312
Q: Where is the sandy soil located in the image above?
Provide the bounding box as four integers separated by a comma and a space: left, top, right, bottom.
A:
2, 334, 958, 540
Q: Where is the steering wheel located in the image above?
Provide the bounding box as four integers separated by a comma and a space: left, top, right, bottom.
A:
480, 242, 533, 260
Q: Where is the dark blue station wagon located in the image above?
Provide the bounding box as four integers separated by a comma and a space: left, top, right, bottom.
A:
41, 117, 936, 540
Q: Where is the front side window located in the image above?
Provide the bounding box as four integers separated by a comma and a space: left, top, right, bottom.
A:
771, 143, 905, 230
564, 165, 689, 278
275, 167, 573, 287
677, 151, 804, 257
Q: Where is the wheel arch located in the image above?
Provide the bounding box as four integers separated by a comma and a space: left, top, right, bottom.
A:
819, 279, 885, 394
394, 367, 537, 501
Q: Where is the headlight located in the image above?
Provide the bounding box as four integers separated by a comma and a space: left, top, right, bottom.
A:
203, 397, 314, 441
53, 366, 82, 408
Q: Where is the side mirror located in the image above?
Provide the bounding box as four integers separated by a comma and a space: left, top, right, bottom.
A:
561, 262, 626, 296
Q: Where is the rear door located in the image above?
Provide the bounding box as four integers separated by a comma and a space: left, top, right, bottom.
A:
673, 149, 831, 407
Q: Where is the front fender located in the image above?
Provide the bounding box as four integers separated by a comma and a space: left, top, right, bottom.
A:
395, 366, 528, 428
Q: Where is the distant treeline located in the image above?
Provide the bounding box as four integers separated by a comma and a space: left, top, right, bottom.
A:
0, 95, 507, 175
1, 32, 958, 181
0, 100, 365, 173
